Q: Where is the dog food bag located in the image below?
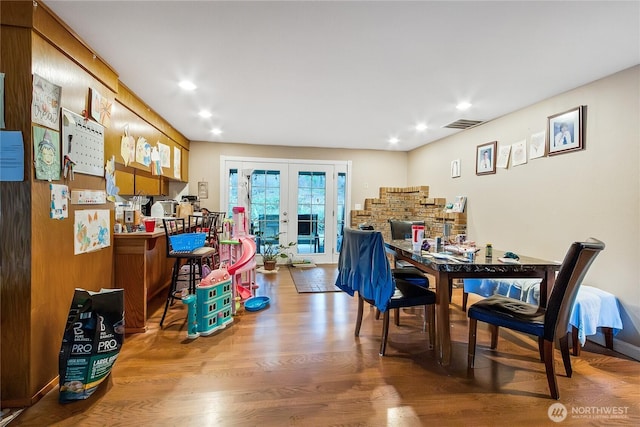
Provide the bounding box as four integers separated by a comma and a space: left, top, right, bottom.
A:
58, 288, 124, 403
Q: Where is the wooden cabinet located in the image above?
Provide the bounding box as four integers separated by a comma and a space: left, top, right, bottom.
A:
135, 171, 161, 195
115, 170, 135, 194
113, 230, 174, 333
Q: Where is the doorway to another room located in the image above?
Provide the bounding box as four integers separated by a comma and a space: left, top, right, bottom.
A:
221, 157, 350, 264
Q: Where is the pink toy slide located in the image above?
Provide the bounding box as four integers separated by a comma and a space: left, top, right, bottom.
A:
227, 236, 257, 300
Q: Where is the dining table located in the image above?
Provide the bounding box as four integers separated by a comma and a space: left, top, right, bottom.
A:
384, 239, 562, 366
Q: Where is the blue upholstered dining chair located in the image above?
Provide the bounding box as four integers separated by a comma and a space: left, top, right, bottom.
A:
467, 238, 605, 399
387, 219, 430, 286
335, 227, 436, 356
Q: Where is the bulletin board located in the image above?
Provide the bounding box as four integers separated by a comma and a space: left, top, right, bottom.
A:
61, 108, 105, 176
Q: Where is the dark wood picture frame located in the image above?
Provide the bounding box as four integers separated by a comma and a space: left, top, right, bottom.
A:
476, 141, 497, 175
547, 106, 585, 156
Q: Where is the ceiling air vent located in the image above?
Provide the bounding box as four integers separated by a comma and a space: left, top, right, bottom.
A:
443, 119, 483, 130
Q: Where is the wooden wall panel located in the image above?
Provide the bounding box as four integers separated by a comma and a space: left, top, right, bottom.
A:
0, 21, 35, 404
29, 33, 114, 403
116, 83, 189, 149
33, 1, 119, 92
2, 0, 192, 405
107, 99, 189, 186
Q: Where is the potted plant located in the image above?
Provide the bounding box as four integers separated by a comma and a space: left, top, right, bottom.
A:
257, 232, 296, 271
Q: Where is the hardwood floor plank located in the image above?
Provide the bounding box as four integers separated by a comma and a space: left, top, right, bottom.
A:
9, 268, 640, 426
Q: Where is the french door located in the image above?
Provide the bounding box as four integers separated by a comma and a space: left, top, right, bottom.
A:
221, 157, 349, 264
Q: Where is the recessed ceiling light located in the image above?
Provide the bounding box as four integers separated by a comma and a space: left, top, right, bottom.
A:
415, 123, 428, 132
456, 102, 472, 111
388, 137, 399, 144
179, 80, 197, 91
198, 110, 212, 118
211, 128, 222, 136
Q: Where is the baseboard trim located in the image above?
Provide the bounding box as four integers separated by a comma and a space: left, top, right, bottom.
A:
0, 376, 58, 409
588, 332, 640, 361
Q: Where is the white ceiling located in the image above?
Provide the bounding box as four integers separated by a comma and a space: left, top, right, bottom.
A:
44, 1, 639, 152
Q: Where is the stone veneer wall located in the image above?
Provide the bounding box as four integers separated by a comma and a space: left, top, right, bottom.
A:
350, 186, 466, 241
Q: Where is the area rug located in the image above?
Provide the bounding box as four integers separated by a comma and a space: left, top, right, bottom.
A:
289, 264, 340, 293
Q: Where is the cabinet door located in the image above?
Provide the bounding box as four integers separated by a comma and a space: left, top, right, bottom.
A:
115, 170, 135, 195
135, 173, 160, 195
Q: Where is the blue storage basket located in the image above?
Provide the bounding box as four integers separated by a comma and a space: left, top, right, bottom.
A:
170, 232, 206, 252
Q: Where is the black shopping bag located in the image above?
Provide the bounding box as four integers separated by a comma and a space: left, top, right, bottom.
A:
58, 288, 124, 403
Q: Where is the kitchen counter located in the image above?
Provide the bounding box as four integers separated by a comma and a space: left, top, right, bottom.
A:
114, 229, 173, 333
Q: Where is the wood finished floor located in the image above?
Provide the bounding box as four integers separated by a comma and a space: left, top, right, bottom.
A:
11, 267, 640, 426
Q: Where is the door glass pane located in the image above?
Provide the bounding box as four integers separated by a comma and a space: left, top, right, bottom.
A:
336, 172, 346, 252
227, 169, 238, 217
250, 170, 280, 254
297, 171, 325, 254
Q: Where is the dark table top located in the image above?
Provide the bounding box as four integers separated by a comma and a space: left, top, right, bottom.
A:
385, 239, 561, 274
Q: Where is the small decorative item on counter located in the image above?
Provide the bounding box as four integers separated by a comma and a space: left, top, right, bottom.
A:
485, 243, 493, 258
411, 224, 425, 252
143, 218, 155, 232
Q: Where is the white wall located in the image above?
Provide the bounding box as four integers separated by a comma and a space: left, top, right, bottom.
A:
407, 66, 640, 356
187, 142, 409, 212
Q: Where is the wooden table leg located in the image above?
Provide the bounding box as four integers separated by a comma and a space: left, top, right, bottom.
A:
435, 271, 452, 366
540, 267, 556, 307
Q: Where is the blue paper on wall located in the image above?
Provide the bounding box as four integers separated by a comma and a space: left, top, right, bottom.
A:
0, 130, 25, 181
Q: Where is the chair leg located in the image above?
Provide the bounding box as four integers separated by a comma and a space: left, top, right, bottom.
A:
394, 308, 400, 326
543, 339, 560, 400
355, 296, 364, 337
380, 310, 390, 356
489, 324, 499, 349
468, 318, 478, 368
375, 308, 381, 320
538, 336, 545, 361
427, 305, 435, 350
160, 259, 181, 328
559, 333, 572, 378
462, 291, 469, 312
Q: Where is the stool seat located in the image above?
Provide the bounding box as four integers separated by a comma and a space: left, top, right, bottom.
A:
170, 246, 216, 258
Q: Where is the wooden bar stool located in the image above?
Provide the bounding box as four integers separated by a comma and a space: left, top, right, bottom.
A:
160, 218, 217, 328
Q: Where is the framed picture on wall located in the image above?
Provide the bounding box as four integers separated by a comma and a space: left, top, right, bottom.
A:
476, 141, 497, 175
198, 181, 208, 199
450, 159, 461, 178
547, 106, 585, 156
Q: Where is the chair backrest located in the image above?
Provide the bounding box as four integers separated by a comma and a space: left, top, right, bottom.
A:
187, 214, 214, 233
335, 228, 395, 312
298, 214, 318, 236
210, 211, 226, 231
188, 214, 219, 248
389, 220, 425, 240
544, 238, 605, 341
163, 217, 186, 255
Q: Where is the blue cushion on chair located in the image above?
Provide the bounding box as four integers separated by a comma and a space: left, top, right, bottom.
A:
391, 268, 429, 287
468, 294, 545, 337
387, 278, 436, 309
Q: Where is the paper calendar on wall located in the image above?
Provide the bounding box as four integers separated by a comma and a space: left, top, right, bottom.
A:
62, 108, 105, 177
